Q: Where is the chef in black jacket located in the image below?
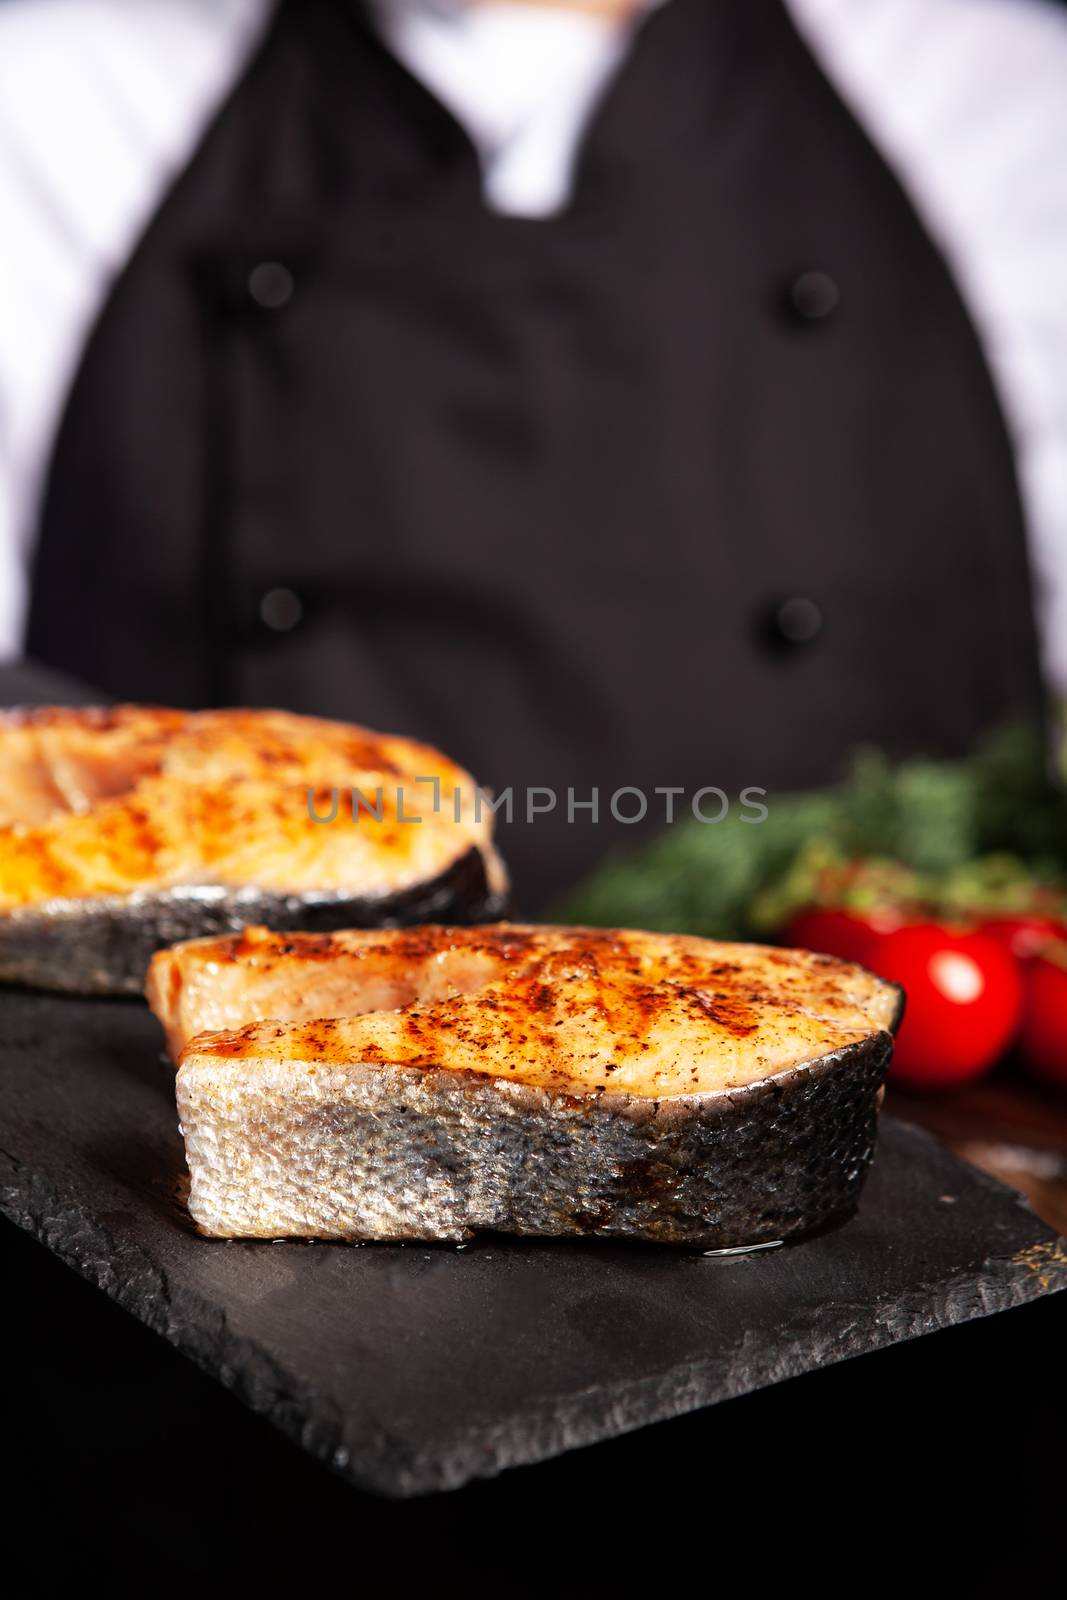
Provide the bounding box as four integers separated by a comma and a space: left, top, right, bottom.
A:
5, 0, 1062, 906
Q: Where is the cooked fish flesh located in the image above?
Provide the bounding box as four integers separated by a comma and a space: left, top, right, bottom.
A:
0, 707, 506, 994
148, 923, 903, 1247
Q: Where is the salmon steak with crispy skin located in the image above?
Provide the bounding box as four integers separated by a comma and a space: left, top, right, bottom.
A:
0, 707, 506, 994
148, 922, 903, 1248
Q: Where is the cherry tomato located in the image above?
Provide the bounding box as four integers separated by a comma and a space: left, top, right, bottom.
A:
979, 915, 1066, 961
1018, 950, 1067, 1089
872, 923, 1023, 1093
782, 908, 885, 967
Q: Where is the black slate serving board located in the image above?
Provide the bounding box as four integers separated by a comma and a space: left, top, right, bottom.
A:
1, 984, 1064, 1497
2, 662, 1065, 1498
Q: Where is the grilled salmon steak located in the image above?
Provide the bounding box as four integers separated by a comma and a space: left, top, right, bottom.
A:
148, 923, 903, 1247
0, 707, 506, 994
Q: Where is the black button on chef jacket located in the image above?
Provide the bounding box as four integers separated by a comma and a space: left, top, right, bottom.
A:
27, 0, 1044, 908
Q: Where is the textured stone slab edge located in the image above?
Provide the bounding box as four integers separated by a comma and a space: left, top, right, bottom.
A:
0, 1150, 361, 1480
2, 1143, 1064, 1499
394, 1190, 1067, 1497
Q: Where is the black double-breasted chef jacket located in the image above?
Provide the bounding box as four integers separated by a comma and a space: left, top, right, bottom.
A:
27, 0, 1044, 907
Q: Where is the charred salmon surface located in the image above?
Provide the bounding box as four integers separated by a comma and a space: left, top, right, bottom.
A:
148, 923, 903, 1247
0, 707, 506, 994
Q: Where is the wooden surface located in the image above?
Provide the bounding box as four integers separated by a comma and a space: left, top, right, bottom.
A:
890, 1066, 1067, 1235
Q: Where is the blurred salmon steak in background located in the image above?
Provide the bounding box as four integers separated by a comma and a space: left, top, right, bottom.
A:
0, 706, 506, 994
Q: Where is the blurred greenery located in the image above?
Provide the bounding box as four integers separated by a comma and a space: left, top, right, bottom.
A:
552, 723, 1067, 938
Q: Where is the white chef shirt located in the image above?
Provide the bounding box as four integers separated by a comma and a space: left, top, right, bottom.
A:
1, 0, 1066, 693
